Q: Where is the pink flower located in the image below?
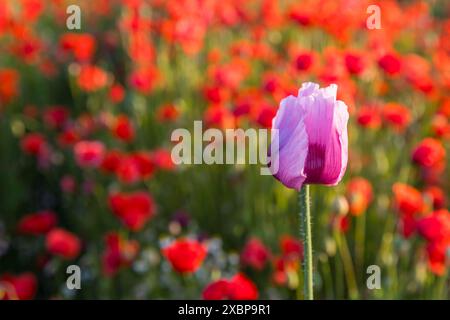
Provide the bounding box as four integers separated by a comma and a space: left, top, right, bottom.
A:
269, 82, 349, 190
74, 140, 105, 168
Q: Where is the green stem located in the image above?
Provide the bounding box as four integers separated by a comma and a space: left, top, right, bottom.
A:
320, 254, 334, 299
355, 213, 366, 280
336, 230, 359, 299
299, 185, 313, 300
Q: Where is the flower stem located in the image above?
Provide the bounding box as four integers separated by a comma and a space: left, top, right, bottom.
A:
299, 185, 313, 300
335, 230, 359, 299
355, 213, 366, 280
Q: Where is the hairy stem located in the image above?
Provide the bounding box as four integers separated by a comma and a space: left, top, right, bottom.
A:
299, 185, 313, 300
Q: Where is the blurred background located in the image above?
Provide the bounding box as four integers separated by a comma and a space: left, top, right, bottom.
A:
0, 0, 449, 299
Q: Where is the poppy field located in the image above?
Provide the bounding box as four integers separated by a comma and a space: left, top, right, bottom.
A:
0, 0, 449, 300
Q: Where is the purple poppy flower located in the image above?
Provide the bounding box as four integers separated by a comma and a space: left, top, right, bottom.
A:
269, 82, 349, 190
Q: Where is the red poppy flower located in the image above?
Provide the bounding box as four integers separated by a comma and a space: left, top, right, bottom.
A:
112, 115, 135, 142
416, 209, 450, 243
11, 33, 42, 64
240, 238, 270, 270
73, 140, 105, 168
356, 106, 381, 129
57, 128, 80, 147
203, 273, 258, 300
151, 148, 175, 171
203, 85, 230, 104
156, 104, 180, 122
20, 0, 44, 22
295, 52, 314, 71
262, 73, 284, 95
0, 68, 19, 105
46, 228, 81, 260
162, 238, 207, 274
425, 241, 448, 276
201, 280, 229, 300
423, 186, 446, 210
60, 33, 96, 62
108, 191, 156, 231
288, 3, 312, 26
254, 104, 277, 128
378, 53, 402, 76
127, 33, 155, 63
438, 99, 450, 118
400, 213, 417, 238
110, 152, 155, 184
17, 210, 57, 236
43, 106, 69, 129
0, 273, 37, 300
101, 149, 124, 173
160, 16, 206, 55
133, 151, 156, 178
344, 52, 365, 75
412, 138, 446, 168
392, 183, 424, 216
332, 214, 351, 233
128, 66, 158, 94
270, 235, 304, 287
382, 103, 411, 131
402, 54, 434, 94
102, 232, 139, 277
204, 105, 235, 129
431, 115, 450, 140
420, 160, 446, 185
272, 258, 289, 286
280, 235, 303, 259
109, 84, 125, 104
346, 177, 373, 216
77, 65, 108, 92
21, 133, 47, 156
115, 156, 141, 184
210, 59, 249, 90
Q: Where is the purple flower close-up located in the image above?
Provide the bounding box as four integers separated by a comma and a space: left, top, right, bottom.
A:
270, 82, 349, 190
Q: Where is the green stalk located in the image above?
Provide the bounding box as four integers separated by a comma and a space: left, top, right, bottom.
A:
299, 185, 313, 300
335, 230, 360, 299
355, 213, 366, 280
